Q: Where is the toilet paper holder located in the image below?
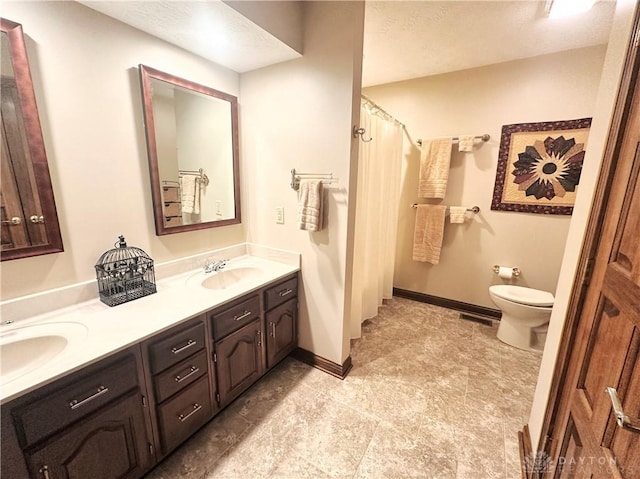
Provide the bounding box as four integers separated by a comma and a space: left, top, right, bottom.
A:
493, 265, 521, 277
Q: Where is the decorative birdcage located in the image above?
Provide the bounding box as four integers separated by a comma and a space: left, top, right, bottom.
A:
95, 235, 156, 307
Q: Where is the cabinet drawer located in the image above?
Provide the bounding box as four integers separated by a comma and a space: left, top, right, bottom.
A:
154, 349, 208, 403
163, 202, 181, 217
158, 375, 211, 454
211, 295, 260, 339
14, 355, 138, 447
149, 321, 205, 374
164, 216, 183, 227
264, 276, 298, 311
162, 186, 179, 202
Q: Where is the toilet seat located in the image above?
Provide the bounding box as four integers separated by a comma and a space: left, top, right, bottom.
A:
489, 285, 554, 307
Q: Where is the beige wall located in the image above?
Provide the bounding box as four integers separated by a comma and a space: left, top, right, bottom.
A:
1, 1, 244, 300
240, 1, 365, 365
364, 46, 607, 309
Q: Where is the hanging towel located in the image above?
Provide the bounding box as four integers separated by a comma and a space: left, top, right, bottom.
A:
297, 179, 324, 231
180, 175, 197, 214
449, 206, 467, 224
418, 137, 453, 199
192, 179, 201, 215
458, 135, 475, 152
412, 205, 447, 264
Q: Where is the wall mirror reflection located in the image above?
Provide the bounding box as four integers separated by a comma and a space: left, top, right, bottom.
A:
139, 64, 240, 236
1, 18, 63, 261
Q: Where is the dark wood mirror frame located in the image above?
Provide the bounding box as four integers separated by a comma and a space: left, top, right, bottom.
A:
139, 64, 241, 236
1, 18, 63, 261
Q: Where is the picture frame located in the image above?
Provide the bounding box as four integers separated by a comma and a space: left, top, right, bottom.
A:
491, 118, 592, 215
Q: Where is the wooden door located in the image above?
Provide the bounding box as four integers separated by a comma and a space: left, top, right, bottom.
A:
214, 318, 264, 407
0, 77, 46, 249
25, 391, 153, 479
545, 29, 640, 478
266, 298, 297, 369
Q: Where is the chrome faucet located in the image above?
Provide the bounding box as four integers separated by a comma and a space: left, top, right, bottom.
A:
204, 258, 228, 274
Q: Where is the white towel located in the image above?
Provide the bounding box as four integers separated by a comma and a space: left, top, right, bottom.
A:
418, 138, 452, 199
458, 135, 475, 152
297, 180, 324, 231
449, 206, 467, 224
180, 175, 200, 214
412, 205, 447, 264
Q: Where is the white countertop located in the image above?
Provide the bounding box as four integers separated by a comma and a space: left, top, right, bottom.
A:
0, 252, 299, 404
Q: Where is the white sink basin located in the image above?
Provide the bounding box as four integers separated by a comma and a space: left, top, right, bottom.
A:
188, 266, 263, 290
1, 322, 89, 385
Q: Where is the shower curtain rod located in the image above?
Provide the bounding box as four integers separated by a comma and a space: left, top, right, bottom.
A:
361, 94, 405, 127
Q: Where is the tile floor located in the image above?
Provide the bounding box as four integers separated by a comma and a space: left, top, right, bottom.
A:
144, 297, 542, 479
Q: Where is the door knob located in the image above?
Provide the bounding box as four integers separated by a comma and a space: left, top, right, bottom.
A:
1, 217, 21, 225
29, 215, 45, 224
605, 387, 640, 433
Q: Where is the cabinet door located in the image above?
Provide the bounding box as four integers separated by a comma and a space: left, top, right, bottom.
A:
215, 319, 264, 407
266, 298, 297, 369
25, 391, 152, 479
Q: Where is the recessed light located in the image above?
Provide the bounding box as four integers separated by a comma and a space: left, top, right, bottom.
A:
545, 0, 598, 18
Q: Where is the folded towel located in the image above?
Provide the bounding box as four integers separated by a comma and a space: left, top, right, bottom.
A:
449, 206, 467, 224
180, 175, 197, 214
458, 135, 475, 152
297, 180, 324, 231
418, 138, 452, 199
412, 205, 447, 264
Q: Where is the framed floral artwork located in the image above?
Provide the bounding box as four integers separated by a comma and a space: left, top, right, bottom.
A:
491, 118, 592, 215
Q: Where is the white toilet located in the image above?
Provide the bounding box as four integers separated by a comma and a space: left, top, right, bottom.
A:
489, 285, 554, 351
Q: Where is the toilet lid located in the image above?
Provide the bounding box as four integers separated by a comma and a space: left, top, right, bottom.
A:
489, 285, 554, 307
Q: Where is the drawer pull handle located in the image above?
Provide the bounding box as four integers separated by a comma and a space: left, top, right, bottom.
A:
39, 465, 51, 479
270, 321, 276, 338
178, 403, 202, 422
171, 339, 196, 354
69, 386, 109, 410
233, 310, 252, 321
278, 288, 293, 297
175, 366, 200, 383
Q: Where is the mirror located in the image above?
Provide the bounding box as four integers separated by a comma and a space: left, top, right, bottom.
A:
0, 19, 63, 261
139, 64, 241, 236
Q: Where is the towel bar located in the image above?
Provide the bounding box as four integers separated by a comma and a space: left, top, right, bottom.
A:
417, 134, 490, 147
290, 168, 334, 191
411, 204, 480, 214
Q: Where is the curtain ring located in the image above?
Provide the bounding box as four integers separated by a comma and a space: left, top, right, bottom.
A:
353, 126, 373, 143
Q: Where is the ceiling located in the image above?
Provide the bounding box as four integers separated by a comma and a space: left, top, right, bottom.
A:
79, 0, 616, 87
77, 0, 301, 73
362, 1, 616, 86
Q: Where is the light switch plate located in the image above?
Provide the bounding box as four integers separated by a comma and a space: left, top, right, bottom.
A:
276, 206, 284, 224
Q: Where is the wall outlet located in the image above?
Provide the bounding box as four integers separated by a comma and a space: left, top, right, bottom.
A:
275, 206, 284, 224
215, 200, 222, 217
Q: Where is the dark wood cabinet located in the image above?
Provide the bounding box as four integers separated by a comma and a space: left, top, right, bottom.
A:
214, 318, 264, 407
142, 316, 215, 458
3, 347, 154, 479
2, 271, 299, 479
265, 298, 297, 369
24, 391, 152, 479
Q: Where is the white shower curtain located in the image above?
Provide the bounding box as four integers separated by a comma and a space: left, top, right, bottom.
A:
350, 99, 403, 339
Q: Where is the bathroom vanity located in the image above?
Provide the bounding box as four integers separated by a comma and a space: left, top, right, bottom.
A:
1, 254, 299, 479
